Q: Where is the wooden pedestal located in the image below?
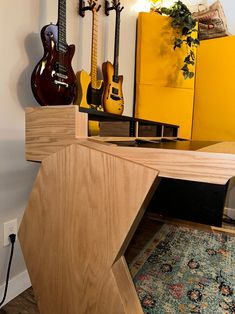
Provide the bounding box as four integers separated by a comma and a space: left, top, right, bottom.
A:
19, 142, 159, 313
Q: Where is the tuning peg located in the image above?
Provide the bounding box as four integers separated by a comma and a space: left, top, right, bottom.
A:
120, 6, 124, 12
96, 4, 101, 12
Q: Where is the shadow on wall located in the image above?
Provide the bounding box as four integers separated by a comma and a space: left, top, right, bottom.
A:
0, 138, 39, 213
17, 33, 43, 108
159, 22, 183, 87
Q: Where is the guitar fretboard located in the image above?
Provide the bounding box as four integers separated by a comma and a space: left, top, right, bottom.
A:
58, 0, 67, 53
91, 9, 98, 89
113, 10, 120, 82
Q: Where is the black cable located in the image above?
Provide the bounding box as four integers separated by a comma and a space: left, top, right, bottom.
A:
0, 234, 16, 308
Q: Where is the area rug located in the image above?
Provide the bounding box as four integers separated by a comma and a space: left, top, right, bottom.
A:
130, 224, 235, 314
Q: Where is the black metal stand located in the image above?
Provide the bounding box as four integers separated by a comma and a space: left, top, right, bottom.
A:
105, 0, 123, 16
79, 0, 101, 17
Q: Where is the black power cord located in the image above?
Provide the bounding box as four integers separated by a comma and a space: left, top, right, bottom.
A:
0, 234, 16, 308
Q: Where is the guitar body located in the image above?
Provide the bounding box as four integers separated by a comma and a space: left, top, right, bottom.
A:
76, 70, 90, 108
76, 70, 103, 135
31, 24, 77, 106
102, 61, 124, 115
76, 70, 104, 109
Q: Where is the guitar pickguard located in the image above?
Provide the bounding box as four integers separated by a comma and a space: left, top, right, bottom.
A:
87, 81, 104, 109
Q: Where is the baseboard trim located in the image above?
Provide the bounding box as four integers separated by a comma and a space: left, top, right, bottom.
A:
0, 270, 31, 308
224, 207, 235, 219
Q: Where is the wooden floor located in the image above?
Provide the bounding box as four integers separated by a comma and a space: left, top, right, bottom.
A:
0, 216, 162, 314
0, 287, 39, 314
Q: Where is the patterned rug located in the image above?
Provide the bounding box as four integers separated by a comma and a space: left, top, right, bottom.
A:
130, 224, 235, 314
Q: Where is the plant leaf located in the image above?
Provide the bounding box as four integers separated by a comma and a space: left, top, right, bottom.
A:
174, 38, 183, 49
183, 71, 189, 79
181, 64, 189, 72
188, 72, 194, 78
157, 0, 199, 80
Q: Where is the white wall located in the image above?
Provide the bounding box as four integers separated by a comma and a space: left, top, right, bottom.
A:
1, 0, 235, 301
221, 0, 235, 34
0, 0, 41, 287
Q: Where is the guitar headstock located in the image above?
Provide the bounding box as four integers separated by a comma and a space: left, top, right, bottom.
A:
88, 0, 101, 12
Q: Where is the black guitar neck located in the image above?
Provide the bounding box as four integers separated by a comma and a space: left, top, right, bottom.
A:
58, 0, 67, 52
113, 2, 123, 83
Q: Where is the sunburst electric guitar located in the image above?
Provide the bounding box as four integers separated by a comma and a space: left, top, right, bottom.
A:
76, 0, 103, 110
31, 0, 77, 106
102, 0, 124, 115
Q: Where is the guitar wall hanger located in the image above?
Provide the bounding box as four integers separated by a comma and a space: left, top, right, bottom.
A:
79, 0, 101, 17
105, 0, 124, 16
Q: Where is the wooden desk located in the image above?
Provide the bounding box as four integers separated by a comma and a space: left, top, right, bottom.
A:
19, 107, 235, 314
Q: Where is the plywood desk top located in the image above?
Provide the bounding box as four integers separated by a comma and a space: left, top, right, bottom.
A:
25, 106, 235, 185
79, 139, 235, 185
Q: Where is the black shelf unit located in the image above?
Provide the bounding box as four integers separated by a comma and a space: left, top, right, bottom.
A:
79, 107, 179, 137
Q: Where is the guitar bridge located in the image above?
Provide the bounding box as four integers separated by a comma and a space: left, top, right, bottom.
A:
54, 80, 69, 88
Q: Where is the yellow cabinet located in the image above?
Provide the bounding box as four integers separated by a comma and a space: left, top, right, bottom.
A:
135, 12, 196, 139
192, 36, 235, 141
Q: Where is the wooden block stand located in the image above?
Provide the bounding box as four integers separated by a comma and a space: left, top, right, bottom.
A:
21, 106, 161, 314
19, 106, 235, 314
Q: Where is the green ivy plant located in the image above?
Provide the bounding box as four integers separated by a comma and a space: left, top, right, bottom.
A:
155, 1, 200, 79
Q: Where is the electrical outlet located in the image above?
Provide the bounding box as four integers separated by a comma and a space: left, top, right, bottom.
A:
3, 219, 17, 247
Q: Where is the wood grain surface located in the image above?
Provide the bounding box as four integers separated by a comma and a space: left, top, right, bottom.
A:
25, 107, 235, 185
19, 143, 159, 314
79, 139, 235, 185
25, 106, 87, 161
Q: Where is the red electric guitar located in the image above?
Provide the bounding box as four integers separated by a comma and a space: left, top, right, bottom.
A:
31, 0, 77, 106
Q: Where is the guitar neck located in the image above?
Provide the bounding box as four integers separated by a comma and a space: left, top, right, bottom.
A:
58, 0, 67, 53
113, 11, 120, 82
91, 10, 98, 88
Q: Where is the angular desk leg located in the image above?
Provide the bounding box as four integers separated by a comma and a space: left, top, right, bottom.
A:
19, 143, 159, 314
